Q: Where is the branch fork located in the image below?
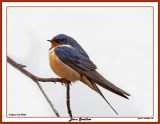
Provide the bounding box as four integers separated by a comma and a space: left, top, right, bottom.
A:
7, 56, 73, 117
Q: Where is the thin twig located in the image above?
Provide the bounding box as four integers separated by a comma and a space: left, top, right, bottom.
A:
66, 83, 72, 117
35, 80, 60, 117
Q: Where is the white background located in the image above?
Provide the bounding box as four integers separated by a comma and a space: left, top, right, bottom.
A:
3, 2, 158, 121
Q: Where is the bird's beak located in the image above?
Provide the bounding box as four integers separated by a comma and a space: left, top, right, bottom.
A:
47, 40, 54, 42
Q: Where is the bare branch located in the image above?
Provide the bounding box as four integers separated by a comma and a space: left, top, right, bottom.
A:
66, 83, 72, 117
7, 56, 70, 83
7, 56, 74, 117
7, 56, 66, 117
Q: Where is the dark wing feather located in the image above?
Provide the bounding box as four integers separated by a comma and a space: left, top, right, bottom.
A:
67, 63, 130, 99
54, 46, 130, 99
54, 46, 97, 70
83, 70, 130, 98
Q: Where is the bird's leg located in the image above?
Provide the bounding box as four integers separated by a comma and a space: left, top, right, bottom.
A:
60, 78, 71, 86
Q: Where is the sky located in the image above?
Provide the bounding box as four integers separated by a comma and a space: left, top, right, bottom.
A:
6, 6, 153, 117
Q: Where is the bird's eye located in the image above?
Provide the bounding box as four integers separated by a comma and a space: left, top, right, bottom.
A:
58, 39, 62, 42
58, 38, 64, 42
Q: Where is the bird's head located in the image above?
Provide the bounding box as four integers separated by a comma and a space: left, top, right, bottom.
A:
48, 34, 89, 58
47, 34, 68, 49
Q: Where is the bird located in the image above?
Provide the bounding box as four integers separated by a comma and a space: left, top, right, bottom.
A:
47, 34, 130, 115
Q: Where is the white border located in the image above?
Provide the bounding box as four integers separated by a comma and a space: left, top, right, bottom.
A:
2, 2, 158, 122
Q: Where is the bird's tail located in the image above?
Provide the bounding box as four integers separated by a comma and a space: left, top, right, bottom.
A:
83, 70, 130, 99
80, 76, 118, 115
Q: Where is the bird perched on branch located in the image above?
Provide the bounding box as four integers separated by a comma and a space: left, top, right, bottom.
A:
47, 34, 130, 115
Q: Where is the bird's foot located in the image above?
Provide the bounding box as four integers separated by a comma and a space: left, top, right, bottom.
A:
60, 78, 71, 86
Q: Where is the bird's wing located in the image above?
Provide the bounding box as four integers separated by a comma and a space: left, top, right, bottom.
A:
54, 46, 97, 70
54, 46, 130, 99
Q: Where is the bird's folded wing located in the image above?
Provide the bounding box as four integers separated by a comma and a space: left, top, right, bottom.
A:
82, 70, 130, 99
54, 46, 130, 99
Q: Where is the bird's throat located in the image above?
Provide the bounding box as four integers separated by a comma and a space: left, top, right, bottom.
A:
49, 42, 61, 50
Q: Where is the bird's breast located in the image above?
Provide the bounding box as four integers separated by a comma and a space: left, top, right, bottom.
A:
48, 49, 81, 82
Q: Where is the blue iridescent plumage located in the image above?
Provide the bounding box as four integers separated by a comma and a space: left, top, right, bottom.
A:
54, 34, 89, 58
54, 46, 97, 70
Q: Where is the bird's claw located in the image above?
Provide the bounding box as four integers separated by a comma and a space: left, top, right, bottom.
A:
61, 82, 66, 86
60, 78, 71, 86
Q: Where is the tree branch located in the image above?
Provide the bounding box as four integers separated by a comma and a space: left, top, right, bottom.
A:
7, 56, 73, 117
7, 56, 70, 84
66, 83, 72, 117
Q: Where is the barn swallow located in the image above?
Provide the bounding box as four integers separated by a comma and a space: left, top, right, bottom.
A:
47, 34, 130, 115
